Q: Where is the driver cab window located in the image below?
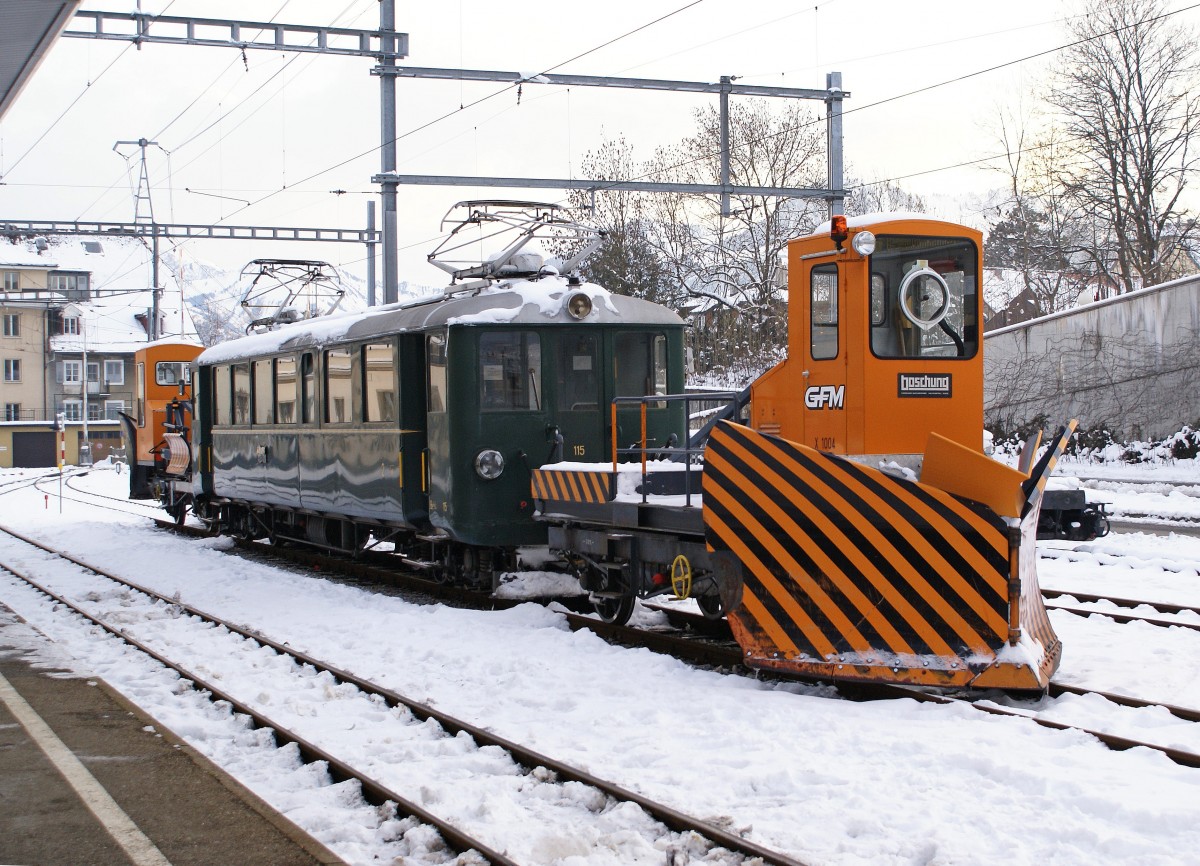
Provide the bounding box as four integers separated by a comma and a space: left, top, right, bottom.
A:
559, 334, 599, 411
869, 235, 979, 359
811, 265, 839, 360
480, 331, 541, 411
615, 332, 667, 399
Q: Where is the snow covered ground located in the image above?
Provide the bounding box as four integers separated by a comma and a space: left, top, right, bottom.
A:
1, 461, 1199, 865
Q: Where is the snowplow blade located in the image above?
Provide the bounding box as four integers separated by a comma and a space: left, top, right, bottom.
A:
702, 421, 1066, 691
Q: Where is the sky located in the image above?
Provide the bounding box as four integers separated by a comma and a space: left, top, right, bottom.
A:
1, 457, 1199, 864
2, 0, 1200, 291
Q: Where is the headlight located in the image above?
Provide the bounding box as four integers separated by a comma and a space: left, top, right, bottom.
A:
474, 449, 505, 480
566, 292, 593, 319
852, 230, 876, 256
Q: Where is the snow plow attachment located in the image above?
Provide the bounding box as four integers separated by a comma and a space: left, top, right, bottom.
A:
702, 420, 1071, 691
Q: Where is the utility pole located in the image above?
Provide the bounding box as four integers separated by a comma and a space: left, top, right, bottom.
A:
114, 137, 165, 340
375, 0, 400, 304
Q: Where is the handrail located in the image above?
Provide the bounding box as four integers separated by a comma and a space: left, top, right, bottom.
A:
609, 392, 740, 505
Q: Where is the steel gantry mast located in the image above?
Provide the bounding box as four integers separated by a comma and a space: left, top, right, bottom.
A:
60, 5, 848, 305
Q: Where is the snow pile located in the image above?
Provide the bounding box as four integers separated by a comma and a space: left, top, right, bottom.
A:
2, 466, 1200, 864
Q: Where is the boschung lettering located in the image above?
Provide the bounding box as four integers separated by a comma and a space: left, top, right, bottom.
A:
897, 373, 952, 398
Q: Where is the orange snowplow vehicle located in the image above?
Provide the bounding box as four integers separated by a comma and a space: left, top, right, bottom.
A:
119, 339, 203, 523
535, 215, 1065, 691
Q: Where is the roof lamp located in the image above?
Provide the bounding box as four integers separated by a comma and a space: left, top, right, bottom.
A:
829, 215, 849, 250
852, 230, 876, 256
566, 292, 593, 319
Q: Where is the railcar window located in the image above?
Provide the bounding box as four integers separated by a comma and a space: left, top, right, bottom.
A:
213, 366, 230, 426
325, 347, 353, 424
232, 364, 251, 425
811, 265, 839, 360
364, 342, 397, 422
275, 357, 297, 423
253, 360, 273, 425
870, 273, 887, 326
480, 331, 541, 411
869, 235, 979, 359
155, 362, 191, 387
301, 353, 316, 424
427, 335, 447, 413
615, 332, 667, 398
558, 334, 599, 410
136, 362, 146, 426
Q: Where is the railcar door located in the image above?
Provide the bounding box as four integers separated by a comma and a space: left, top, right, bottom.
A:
607, 330, 678, 459
552, 331, 604, 463
800, 261, 848, 453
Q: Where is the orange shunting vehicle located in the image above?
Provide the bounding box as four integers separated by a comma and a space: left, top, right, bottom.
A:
119, 340, 203, 523
703, 214, 1064, 690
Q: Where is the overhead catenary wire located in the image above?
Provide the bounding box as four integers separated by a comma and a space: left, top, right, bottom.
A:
12, 0, 1198, 290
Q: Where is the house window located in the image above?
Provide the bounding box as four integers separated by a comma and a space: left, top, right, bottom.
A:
62, 400, 82, 422
62, 359, 82, 383
62, 316, 81, 335
4, 403, 20, 421
105, 400, 125, 420
104, 359, 124, 385
86, 361, 99, 384
87, 402, 103, 421
2, 272, 17, 292
3, 359, 19, 382
49, 273, 89, 298
3, 314, 18, 337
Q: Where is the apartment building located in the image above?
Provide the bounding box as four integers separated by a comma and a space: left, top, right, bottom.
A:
0, 235, 201, 467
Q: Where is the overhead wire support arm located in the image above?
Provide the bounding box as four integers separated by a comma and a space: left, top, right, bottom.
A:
376, 65, 844, 101
0, 219, 379, 244
371, 174, 837, 200
63, 11, 410, 58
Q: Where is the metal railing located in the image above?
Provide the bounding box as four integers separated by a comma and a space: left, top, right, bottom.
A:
610, 392, 740, 506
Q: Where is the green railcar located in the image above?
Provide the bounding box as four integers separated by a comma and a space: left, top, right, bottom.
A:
191, 275, 685, 585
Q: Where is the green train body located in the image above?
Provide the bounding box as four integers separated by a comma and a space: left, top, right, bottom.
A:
188, 275, 686, 584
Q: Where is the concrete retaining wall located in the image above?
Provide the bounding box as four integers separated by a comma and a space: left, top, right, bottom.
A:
983, 275, 1200, 440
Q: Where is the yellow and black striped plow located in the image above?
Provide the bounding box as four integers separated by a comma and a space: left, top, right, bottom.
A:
531, 467, 614, 506
702, 421, 1063, 690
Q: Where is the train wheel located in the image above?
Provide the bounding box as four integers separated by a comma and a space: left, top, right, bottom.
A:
164, 502, 187, 526
696, 594, 724, 620
592, 593, 635, 626
191, 501, 220, 536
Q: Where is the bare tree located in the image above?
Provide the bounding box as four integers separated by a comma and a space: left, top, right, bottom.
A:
985, 106, 1097, 317
564, 136, 675, 305
844, 175, 927, 216
1049, 0, 1200, 294
640, 100, 828, 376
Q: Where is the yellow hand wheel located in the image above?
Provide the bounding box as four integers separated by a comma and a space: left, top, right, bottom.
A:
670, 554, 692, 599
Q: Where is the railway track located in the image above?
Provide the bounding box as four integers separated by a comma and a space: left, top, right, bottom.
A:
17, 473, 1200, 773
0, 522, 809, 866
164, 521, 1200, 770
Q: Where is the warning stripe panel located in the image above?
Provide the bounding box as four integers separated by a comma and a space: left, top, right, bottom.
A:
531, 469, 613, 505
703, 422, 1016, 664
712, 433, 995, 653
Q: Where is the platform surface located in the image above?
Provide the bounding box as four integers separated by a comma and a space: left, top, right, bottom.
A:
0, 610, 344, 866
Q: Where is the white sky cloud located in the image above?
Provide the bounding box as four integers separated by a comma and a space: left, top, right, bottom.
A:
2, 1, 1192, 289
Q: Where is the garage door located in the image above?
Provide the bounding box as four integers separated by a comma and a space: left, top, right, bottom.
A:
12, 432, 55, 468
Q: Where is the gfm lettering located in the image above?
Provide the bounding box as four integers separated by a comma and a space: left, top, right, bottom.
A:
804, 385, 844, 410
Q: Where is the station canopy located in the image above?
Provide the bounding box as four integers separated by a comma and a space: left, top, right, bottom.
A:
0, 1, 81, 121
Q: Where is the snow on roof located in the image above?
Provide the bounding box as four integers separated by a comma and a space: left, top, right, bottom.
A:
0, 251, 58, 268
198, 275, 682, 364
1, 235, 202, 353
811, 212, 972, 236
